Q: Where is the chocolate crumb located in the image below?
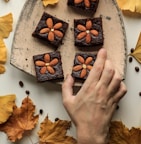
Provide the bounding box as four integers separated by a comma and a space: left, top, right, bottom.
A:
25, 90, 30, 95
19, 81, 24, 88
135, 66, 140, 72
128, 57, 133, 63
55, 118, 59, 121
116, 105, 119, 110
130, 48, 134, 53
39, 109, 43, 115
139, 92, 141, 96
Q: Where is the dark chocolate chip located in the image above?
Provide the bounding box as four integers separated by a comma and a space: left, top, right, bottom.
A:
130, 48, 134, 53
39, 109, 43, 115
25, 90, 30, 95
19, 81, 24, 88
135, 66, 140, 72
128, 57, 133, 63
139, 92, 141, 96
55, 118, 59, 121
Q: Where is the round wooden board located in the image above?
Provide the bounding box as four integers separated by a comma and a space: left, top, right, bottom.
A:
10, 0, 127, 85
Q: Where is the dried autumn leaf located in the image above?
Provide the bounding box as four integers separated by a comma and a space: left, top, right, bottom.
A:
117, 0, 141, 14
0, 94, 16, 124
0, 96, 39, 142
0, 13, 13, 39
38, 116, 77, 144
0, 38, 7, 64
0, 64, 5, 74
129, 32, 141, 64
42, 0, 59, 7
108, 121, 141, 144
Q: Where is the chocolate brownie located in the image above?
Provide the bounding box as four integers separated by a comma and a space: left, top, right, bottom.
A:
67, 0, 99, 13
74, 17, 103, 47
72, 53, 96, 80
33, 51, 64, 82
32, 12, 69, 48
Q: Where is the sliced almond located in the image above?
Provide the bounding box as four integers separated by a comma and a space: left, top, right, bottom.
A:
87, 65, 93, 70
40, 66, 47, 74
49, 58, 59, 66
40, 28, 50, 34
77, 32, 87, 40
73, 65, 83, 71
90, 30, 99, 36
86, 20, 92, 30
80, 68, 87, 78
44, 54, 50, 63
53, 22, 63, 29
74, 0, 83, 4
77, 24, 86, 31
47, 66, 55, 74
46, 18, 53, 29
48, 31, 54, 41
35, 61, 45, 66
54, 30, 63, 38
85, 57, 93, 64
77, 55, 85, 63
84, 0, 90, 8
85, 34, 91, 43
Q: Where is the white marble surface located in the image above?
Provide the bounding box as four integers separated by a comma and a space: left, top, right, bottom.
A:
1, 0, 141, 143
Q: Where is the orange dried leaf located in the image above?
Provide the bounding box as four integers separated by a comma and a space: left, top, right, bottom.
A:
38, 116, 77, 144
117, 0, 141, 14
42, 0, 59, 7
108, 121, 141, 144
0, 64, 6, 74
0, 13, 13, 39
0, 96, 39, 142
130, 32, 141, 64
0, 94, 16, 124
0, 38, 7, 64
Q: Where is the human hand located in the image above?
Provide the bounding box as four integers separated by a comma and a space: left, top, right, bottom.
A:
62, 48, 127, 144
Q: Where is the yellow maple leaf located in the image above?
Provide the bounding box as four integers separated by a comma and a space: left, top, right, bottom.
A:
0, 38, 7, 64
38, 116, 77, 144
129, 32, 141, 64
0, 94, 16, 124
0, 13, 13, 39
0, 96, 39, 142
108, 121, 141, 144
117, 0, 141, 13
42, 0, 59, 7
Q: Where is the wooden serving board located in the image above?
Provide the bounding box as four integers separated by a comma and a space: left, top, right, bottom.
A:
10, 0, 127, 85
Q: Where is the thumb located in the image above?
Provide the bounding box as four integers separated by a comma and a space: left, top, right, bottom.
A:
62, 74, 74, 105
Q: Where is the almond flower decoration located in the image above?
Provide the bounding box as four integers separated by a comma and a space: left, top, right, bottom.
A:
35, 54, 59, 74
76, 20, 99, 44
39, 18, 63, 42
74, 0, 96, 8
73, 55, 93, 78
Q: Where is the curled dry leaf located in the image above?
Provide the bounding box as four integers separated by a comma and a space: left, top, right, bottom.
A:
0, 38, 7, 64
129, 32, 141, 64
0, 94, 16, 124
108, 121, 141, 144
0, 96, 39, 142
38, 116, 77, 144
0, 13, 13, 39
117, 0, 141, 14
42, 0, 59, 7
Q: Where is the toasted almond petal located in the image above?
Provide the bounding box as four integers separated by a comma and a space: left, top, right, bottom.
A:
77, 32, 87, 40
53, 23, 63, 29
46, 18, 53, 28
77, 55, 85, 63
47, 66, 55, 74
49, 58, 59, 66
86, 20, 92, 30
73, 65, 83, 71
77, 24, 86, 31
35, 61, 45, 66
85, 34, 91, 43
84, 0, 90, 7
40, 28, 50, 34
54, 30, 63, 38
87, 65, 93, 70
74, 0, 83, 4
85, 57, 93, 64
80, 69, 87, 78
48, 31, 54, 41
90, 30, 99, 36
40, 66, 47, 74
44, 54, 50, 63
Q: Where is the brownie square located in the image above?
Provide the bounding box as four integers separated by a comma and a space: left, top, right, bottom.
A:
33, 51, 64, 82
74, 17, 103, 47
32, 12, 69, 48
67, 0, 99, 13
72, 53, 96, 80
